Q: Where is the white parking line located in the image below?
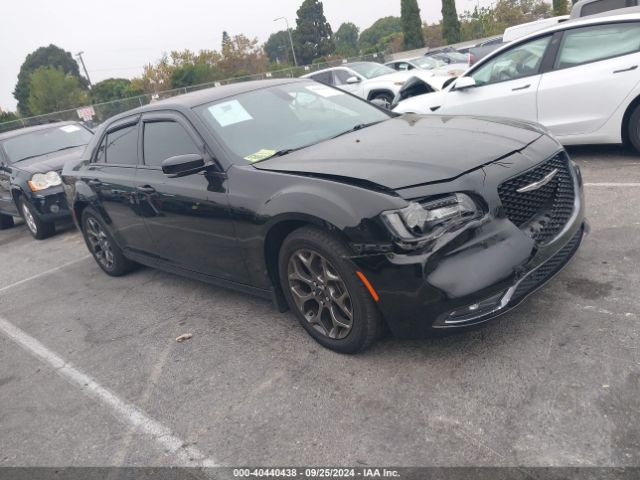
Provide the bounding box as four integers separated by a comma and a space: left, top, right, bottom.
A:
0, 315, 218, 467
0, 256, 91, 295
584, 182, 640, 187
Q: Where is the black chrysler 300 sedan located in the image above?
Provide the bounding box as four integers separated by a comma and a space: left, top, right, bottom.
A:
62, 79, 586, 353
1, 122, 93, 239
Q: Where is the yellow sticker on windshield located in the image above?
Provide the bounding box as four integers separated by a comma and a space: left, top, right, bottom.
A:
245, 149, 277, 162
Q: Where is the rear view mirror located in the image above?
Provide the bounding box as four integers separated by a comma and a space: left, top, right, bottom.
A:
162, 154, 205, 178
453, 77, 476, 91
346, 76, 360, 84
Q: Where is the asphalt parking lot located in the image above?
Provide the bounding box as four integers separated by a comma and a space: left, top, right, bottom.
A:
0, 145, 639, 468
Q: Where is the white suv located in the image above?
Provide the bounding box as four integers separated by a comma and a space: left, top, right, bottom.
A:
302, 62, 444, 107
394, 13, 640, 151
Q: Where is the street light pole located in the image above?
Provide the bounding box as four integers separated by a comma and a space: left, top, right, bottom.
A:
75, 51, 92, 87
274, 17, 298, 67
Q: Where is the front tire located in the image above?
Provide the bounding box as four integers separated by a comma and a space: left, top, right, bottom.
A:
371, 92, 394, 109
0, 214, 14, 230
628, 104, 640, 153
19, 198, 55, 240
278, 227, 384, 354
81, 209, 135, 276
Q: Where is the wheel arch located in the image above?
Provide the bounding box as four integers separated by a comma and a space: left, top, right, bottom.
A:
621, 93, 640, 146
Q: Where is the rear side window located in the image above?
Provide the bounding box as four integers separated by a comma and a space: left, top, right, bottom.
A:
555, 23, 640, 69
143, 121, 200, 167
104, 125, 138, 165
310, 71, 333, 85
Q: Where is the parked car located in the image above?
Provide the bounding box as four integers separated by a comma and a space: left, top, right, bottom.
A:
301, 61, 443, 108
0, 122, 93, 239
385, 56, 467, 77
63, 79, 586, 353
394, 13, 640, 152
424, 47, 469, 65
571, 0, 639, 17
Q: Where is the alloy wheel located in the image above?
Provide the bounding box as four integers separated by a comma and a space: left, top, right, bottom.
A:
287, 249, 354, 339
21, 203, 37, 235
85, 217, 115, 270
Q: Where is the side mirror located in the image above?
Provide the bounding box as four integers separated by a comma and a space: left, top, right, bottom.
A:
346, 76, 360, 85
453, 76, 476, 91
162, 154, 206, 178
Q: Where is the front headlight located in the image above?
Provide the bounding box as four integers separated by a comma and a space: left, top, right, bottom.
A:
28, 171, 62, 192
381, 193, 481, 249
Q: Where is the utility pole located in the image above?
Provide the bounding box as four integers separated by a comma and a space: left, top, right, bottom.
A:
75, 51, 92, 87
274, 17, 298, 67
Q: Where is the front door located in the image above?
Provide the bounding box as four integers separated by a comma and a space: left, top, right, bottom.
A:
440, 35, 553, 122
135, 112, 244, 282
0, 149, 17, 216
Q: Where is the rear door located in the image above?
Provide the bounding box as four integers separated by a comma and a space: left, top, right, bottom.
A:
439, 35, 553, 121
537, 21, 640, 136
135, 112, 244, 281
83, 116, 154, 253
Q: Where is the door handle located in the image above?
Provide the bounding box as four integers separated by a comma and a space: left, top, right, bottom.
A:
136, 185, 156, 194
512, 84, 531, 91
613, 65, 638, 74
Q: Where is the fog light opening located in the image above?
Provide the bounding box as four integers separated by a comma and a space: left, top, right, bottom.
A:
50, 204, 60, 214
445, 292, 505, 324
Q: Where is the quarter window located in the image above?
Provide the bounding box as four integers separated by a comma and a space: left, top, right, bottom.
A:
471, 35, 552, 86
143, 121, 200, 167
554, 23, 640, 69
104, 125, 138, 165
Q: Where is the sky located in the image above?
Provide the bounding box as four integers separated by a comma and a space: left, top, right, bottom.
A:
0, 0, 489, 112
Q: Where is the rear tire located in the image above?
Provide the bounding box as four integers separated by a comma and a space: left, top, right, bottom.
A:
0, 214, 14, 230
19, 198, 55, 240
81, 208, 136, 276
278, 226, 384, 354
628, 104, 640, 153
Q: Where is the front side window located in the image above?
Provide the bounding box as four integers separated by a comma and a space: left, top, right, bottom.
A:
104, 125, 138, 165
2, 124, 93, 163
333, 69, 355, 85
471, 35, 551, 86
143, 121, 200, 167
347, 62, 395, 79
555, 22, 640, 69
195, 81, 390, 163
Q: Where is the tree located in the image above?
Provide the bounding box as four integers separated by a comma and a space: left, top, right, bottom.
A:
359, 17, 402, 53
13, 45, 87, 116
441, 0, 461, 44
27, 67, 88, 115
265, 30, 293, 64
334, 22, 360, 57
171, 63, 221, 88
0, 110, 19, 123
218, 34, 268, 78
552, 0, 569, 15
293, 0, 335, 65
401, 0, 425, 50
222, 31, 232, 51
90, 78, 139, 103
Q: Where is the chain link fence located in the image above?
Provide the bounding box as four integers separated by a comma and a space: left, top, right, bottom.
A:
0, 52, 390, 134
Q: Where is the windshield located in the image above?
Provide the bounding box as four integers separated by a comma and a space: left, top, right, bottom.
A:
412, 57, 446, 70
348, 62, 396, 79
195, 81, 391, 163
3, 124, 93, 163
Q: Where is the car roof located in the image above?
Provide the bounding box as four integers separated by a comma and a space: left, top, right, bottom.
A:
302, 61, 381, 76
103, 78, 306, 122
0, 121, 80, 142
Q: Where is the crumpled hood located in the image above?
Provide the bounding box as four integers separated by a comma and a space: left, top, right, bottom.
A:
254, 114, 544, 190
13, 146, 86, 174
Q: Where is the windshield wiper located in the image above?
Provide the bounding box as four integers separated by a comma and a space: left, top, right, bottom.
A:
13, 144, 87, 163
331, 120, 385, 139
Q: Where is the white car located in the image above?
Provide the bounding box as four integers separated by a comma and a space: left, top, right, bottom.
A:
394, 13, 640, 151
385, 56, 468, 77
302, 62, 444, 108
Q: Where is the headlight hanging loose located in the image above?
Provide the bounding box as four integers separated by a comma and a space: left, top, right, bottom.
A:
382, 193, 480, 248
28, 171, 62, 192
